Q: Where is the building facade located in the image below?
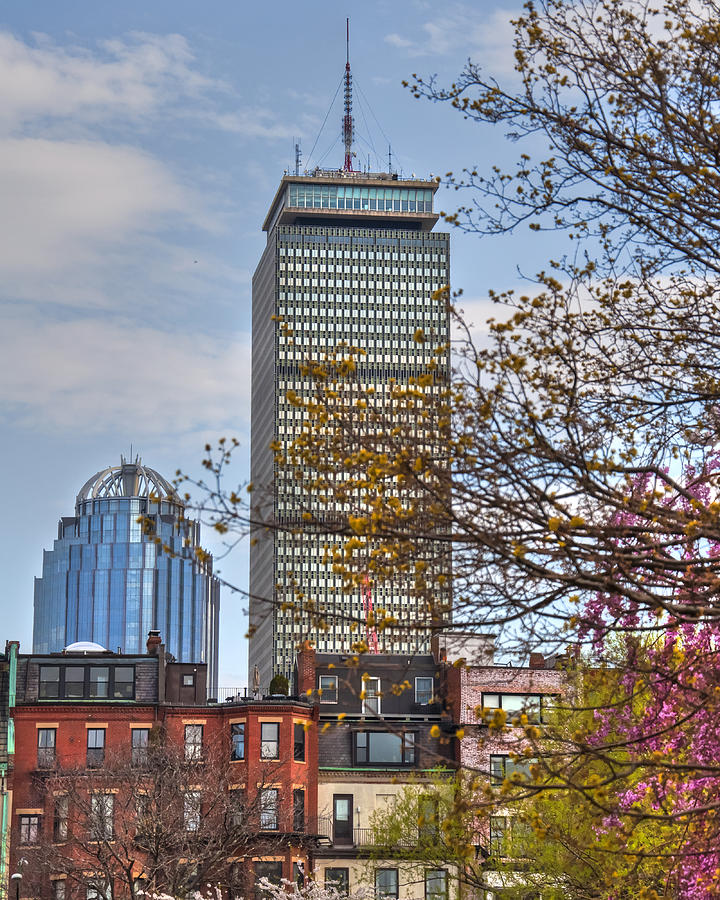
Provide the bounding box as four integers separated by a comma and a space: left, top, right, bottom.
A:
0, 642, 17, 900
295, 646, 459, 900
249, 173, 451, 686
8, 636, 318, 900
32, 458, 220, 694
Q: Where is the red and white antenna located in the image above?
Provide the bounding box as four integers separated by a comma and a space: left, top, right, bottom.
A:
343, 18, 354, 173
363, 574, 380, 654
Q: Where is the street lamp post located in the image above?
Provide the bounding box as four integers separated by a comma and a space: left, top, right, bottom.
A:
11, 856, 27, 900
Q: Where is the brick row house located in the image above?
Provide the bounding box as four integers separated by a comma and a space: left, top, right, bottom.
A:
6, 634, 566, 900
7, 634, 318, 900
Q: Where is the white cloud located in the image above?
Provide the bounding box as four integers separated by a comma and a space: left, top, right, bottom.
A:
0, 137, 188, 281
0, 30, 220, 134
384, 5, 519, 76
0, 309, 251, 435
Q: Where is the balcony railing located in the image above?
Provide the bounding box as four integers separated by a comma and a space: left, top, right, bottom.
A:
310, 818, 420, 848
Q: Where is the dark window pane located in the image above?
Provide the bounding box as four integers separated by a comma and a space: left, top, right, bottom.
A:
293, 788, 305, 831
260, 788, 278, 830
231, 723, 245, 761
38, 728, 56, 768
325, 869, 349, 894
65, 667, 85, 699
89, 667, 109, 699
131, 728, 149, 766
375, 869, 398, 899
294, 723, 305, 761
39, 666, 60, 699
113, 666, 134, 699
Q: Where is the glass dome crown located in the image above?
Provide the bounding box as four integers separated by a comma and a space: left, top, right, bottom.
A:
76, 456, 179, 504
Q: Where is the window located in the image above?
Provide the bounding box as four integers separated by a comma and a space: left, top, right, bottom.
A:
425, 871, 447, 900
87, 728, 105, 768
325, 869, 349, 894
255, 861, 282, 900
37, 727, 56, 768
54, 795, 68, 842
184, 791, 201, 832
293, 788, 305, 832
318, 674, 338, 702
89, 667, 109, 699
230, 723, 245, 761
490, 755, 536, 784
86, 883, 111, 900
415, 677, 434, 705
260, 788, 279, 830
52, 880, 66, 900
260, 723, 280, 759
113, 667, 134, 699
354, 731, 415, 766
362, 678, 380, 715
293, 723, 305, 761
293, 863, 304, 888
481, 693, 545, 723
375, 869, 398, 900
135, 794, 149, 836
19, 814, 39, 844
66, 667, 85, 699
131, 728, 149, 766
39, 666, 60, 699
39, 665, 134, 700
229, 788, 244, 828
90, 794, 114, 840
489, 815, 507, 856
182, 673, 195, 687
419, 796, 439, 841
184, 724, 203, 761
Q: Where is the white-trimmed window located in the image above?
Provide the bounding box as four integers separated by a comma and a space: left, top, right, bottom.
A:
415, 677, 434, 705
362, 677, 380, 715
319, 674, 338, 702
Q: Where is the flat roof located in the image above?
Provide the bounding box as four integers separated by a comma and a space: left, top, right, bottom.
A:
262, 172, 440, 233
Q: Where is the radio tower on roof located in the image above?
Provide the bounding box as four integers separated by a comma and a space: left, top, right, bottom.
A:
343, 18, 354, 172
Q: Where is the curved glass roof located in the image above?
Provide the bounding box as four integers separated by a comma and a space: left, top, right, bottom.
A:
64, 640, 109, 653
76, 457, 179, 503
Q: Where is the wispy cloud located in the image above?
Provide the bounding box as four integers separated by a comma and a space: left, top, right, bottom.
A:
384, 4, 519, 76
0, 309, 251, 435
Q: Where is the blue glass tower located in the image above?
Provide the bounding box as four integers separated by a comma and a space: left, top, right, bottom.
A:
33, 458, 219, 694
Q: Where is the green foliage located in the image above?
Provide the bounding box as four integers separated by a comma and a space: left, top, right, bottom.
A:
269, 672, 289, 695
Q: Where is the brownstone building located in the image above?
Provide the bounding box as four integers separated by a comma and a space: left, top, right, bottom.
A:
8, 634, 318, 900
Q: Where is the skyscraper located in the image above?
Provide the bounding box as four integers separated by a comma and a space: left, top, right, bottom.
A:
249, 173, 450, 684
33, 458, 220, 694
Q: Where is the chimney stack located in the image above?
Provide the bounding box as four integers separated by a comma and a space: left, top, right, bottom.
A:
146, 630, 162, 656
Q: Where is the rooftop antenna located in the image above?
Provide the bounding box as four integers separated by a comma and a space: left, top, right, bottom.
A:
388, 143, 393, 174
343, 18, 354, 173
294, 139, 302, 176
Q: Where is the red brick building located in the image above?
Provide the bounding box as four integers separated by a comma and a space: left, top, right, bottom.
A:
8, 634, 318, 900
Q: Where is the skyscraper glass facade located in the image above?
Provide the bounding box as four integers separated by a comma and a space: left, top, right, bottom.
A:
33, 460, 219, 693
249, 173, 450, 686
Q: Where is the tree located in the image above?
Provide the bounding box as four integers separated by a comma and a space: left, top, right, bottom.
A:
24, 729, 292, 900
184, 0, 720, 890
269, 673, 290, 696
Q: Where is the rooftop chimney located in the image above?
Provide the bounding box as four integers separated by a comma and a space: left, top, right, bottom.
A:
146, 630, 162, 656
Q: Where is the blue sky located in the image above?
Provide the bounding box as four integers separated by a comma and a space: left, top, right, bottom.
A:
0, 1, 554, 688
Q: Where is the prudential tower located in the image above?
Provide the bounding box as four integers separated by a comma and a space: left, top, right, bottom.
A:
249, 28, 450, 686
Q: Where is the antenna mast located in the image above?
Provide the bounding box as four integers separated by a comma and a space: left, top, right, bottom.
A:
294, 140, 302, 176
363, 575, 380, 654
343, 18, 354, 173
